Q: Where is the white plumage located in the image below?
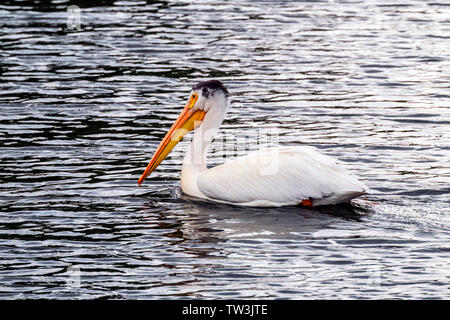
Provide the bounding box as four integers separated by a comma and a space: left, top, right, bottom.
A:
139, 80, 368, 207
197, 146, 367, 207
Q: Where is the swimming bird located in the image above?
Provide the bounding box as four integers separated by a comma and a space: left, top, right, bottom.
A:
138, 80, 367, 207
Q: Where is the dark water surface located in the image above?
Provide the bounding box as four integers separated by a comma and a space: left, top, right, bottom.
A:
1, 0, 449, 299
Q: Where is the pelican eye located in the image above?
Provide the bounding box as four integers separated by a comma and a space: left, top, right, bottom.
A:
188, 93, 198, 109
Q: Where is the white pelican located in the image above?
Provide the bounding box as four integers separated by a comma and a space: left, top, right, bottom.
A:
138, 80, 368, 207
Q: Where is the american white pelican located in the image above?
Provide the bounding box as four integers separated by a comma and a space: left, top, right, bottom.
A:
138, 80, 368, 207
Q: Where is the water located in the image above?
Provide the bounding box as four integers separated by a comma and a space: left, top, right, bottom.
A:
0, 0, 449, 299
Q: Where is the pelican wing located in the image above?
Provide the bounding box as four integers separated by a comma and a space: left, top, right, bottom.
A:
197, 146, 367, 206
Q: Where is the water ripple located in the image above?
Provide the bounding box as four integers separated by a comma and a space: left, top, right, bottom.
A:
0, 0, 449, 299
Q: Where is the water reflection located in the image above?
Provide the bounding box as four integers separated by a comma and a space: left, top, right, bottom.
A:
0, 0, 449, 299
178, 198, 363, 239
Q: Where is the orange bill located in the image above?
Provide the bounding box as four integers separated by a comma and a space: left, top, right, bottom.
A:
138, 94, 205, 185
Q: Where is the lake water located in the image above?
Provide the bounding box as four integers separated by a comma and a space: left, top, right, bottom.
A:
0, 0, 449, 299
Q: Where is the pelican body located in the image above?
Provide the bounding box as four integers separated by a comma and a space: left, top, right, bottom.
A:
138, 80, 367, 207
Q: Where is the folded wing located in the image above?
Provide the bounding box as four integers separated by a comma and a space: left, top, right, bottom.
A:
197, 146, 367, 206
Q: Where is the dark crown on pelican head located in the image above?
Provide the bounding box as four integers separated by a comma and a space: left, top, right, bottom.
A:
192, 80, 229, 99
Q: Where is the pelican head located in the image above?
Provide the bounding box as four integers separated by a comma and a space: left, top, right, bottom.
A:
138, 80, 229, 185
191, 79, 229, 112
